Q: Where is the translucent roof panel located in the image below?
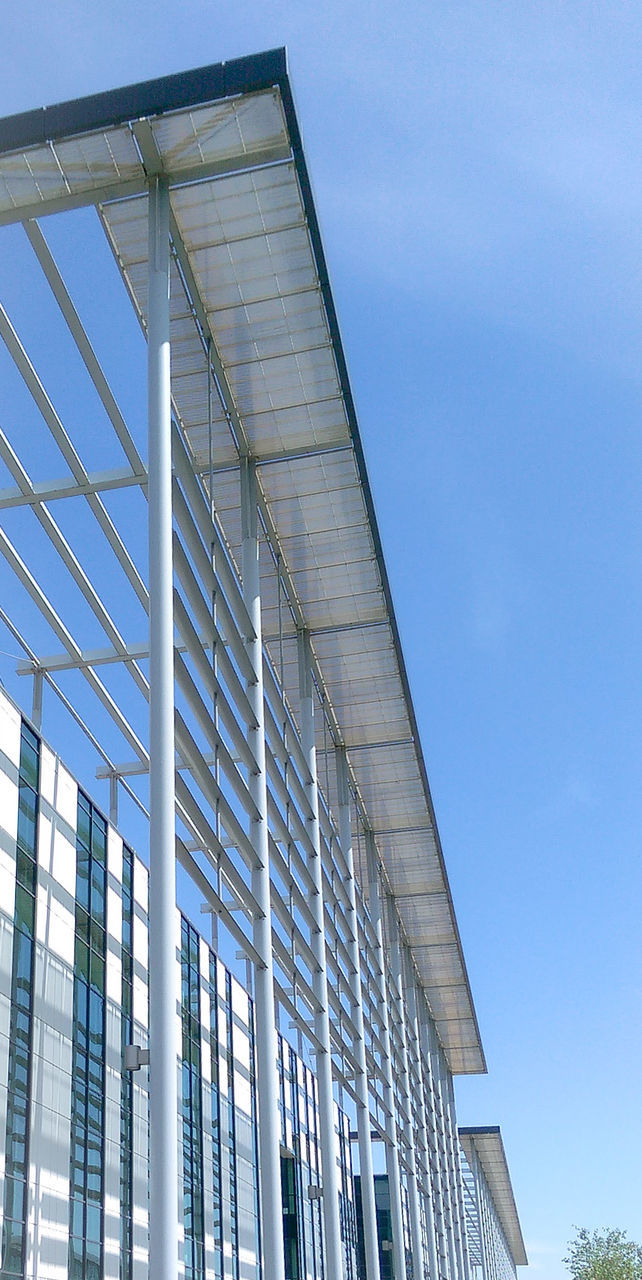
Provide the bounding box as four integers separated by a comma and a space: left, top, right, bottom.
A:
0, 127, 142, 219
0, 48, 485, 1074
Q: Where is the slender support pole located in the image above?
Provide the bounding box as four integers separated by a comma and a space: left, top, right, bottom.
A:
403, 951, 439, 1280
444, 1071, 471, 1280
475, 1151, 494, 1280
31, 666, 43, 730
471, 1147, 489, 1280
437, 1046, 467, 1280
365, 831, 407, 1280
298, 629, 344, 1279
426, 1017, 458, 1280
385, 895, 426, 1280
241, 458, 286, 1280
147, 175, 179, 1280
336, 748, 381, 1280
418, 1002, 449, 1280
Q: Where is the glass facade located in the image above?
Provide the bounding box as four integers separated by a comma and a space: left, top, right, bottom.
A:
354, 1174, 394, 1280
208, 952, 223, 1280
181, 917, 205, 1280
281, 1152, 301, 1280
68, 791, 107, 1280
338, 1109, 359, 1280
278, 1034, 322, 1280
0, 705, 459, 1280
0, 723, 39, 1278
212, 957, 261, 1280
120, 841, 135, 1280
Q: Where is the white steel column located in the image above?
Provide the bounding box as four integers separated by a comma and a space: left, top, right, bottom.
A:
365, 831, 407, 1280
444, 1072, 471, 1280
240, 457, 286, 1280
336, 747, 380, 1280
439, 1049, 468, 1280
298, 628, 344, 1279
475, 1153, 493, 1280
471, 1148, 489, 1280
426, 1017, 459, 1280
385, 894, 426, 1280
403, 951, 439, 1280
419, 1006, 451, 1280
147, 175, 179, 1280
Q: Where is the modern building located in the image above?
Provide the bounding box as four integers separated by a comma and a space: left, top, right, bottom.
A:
0, 49, 527, 1280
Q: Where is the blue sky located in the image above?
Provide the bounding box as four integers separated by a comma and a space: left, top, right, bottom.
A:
1, 2, 641, 1277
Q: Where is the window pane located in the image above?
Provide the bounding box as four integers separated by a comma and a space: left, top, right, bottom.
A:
90, 951, 105, 995
69, 1235, 84, 1280
17, 786, 37, 855
86, 1202, 102, 1243
76, 852, 90, 912
91, 814, 107, 864
13, 885, 35, 938
19, 727, 39, 789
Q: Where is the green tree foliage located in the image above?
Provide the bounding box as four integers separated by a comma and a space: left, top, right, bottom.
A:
564, 1228, 642, 1280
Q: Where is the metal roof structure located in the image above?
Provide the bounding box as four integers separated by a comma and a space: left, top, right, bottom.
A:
0, 48, 484, 1074
459, 1127, 528, 1267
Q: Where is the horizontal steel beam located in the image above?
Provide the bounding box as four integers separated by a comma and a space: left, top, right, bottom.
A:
0, 144, 292, 227
327, 737, 414, 754
262, 619, 387, 644
375, 825, 435, 838
0, 466, 146, 509
96, 750, 231, 779
15, 638, 210, 674
194, 440, 352, 475
17, 643, 149, 674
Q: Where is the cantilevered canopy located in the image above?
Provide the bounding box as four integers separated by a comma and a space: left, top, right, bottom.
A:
460, 1127, 528, 1267
0, 48, 484, 1073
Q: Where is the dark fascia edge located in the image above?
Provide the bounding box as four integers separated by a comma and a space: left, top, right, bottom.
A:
0, 48, 486, 1076
0, 47, 288, 153
459, 1125, 502, 1137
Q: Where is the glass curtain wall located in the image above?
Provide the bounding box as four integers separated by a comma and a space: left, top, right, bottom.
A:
0, 713, 362, 1280
209, 952, 223, 1280
209, 954, 260, 1280
181, 917, 206, 1280
68, 792, 108, 1280
277, 1033, 324, 1280
337, 1109, 359, 1280
120, 842, 135, 1280
0, 722, 40, 1278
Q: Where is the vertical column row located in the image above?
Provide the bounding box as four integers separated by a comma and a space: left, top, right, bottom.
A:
471, 1148, 490, 1280
403, 949, 440, 1280
426, 1015, 460, 1280
297, 628, 344, 1279
365, 831, 407, 1280
336, 748, 380, 1280
443, 1071, 471, 1280
144, 183, 472, 1280
385, 893, 426, 1280
438, 1046, 469, 1280
240, 457, 286, 1280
